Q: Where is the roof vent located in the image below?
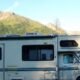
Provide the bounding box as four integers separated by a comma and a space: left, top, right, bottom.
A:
25, 33, 41, 36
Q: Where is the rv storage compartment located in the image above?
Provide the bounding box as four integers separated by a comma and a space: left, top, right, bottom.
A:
10, 77, 24, 80
5, 71, 56, 80
0, 72, 3, 80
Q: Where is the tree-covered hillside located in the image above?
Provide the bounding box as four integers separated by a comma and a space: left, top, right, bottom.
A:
0, 12, 65, 35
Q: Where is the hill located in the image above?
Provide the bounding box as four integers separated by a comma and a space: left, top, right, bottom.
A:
47, 23, 65, 34
67, 31, 80, 35
0, 12, 65, 35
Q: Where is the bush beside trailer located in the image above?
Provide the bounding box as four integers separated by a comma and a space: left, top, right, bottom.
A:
0, 35, 80, 80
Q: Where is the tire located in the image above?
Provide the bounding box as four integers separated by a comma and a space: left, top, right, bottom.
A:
76, 76, 80, 80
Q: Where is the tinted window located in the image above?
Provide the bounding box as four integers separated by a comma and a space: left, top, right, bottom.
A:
60, 40, 78, 47
63, 54, 74, 63
22, 45, 54, 61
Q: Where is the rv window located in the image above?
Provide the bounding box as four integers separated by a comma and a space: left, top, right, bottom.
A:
63, 53, 74, 63
60, 40, 78, 47
22, 45, 54, 61
0, 48, 2, 60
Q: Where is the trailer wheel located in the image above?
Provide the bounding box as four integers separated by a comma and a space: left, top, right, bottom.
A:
76, 76, 80, 80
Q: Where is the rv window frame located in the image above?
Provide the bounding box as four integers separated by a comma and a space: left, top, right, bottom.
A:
22, 45, 54, 61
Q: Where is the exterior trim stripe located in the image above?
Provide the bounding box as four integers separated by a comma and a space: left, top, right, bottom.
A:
59, 67, 78, 70
0, 68, 56, 71
0, 35, 57, 40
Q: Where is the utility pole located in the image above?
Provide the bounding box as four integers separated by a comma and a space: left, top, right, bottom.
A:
55, 19, 59, 34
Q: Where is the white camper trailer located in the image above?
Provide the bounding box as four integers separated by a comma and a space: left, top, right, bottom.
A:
0, 34, 80, 80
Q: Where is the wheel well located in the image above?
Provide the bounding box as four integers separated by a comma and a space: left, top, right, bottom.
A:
76, 76, 80, 80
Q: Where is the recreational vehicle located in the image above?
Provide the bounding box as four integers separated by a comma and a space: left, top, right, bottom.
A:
0, 34, 80, 80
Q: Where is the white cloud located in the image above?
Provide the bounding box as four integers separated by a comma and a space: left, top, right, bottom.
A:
4, 1, 20, 12
14, 1, 20, 7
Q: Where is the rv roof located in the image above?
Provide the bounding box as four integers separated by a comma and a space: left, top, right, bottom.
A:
0, 35, 57, 40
